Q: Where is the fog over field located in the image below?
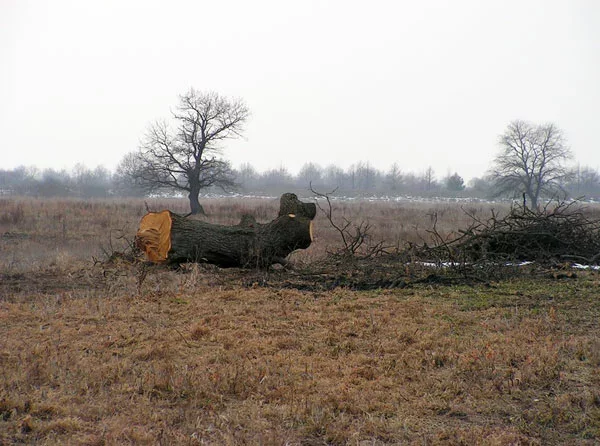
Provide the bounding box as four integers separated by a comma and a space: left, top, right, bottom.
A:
2, 0, 599, 180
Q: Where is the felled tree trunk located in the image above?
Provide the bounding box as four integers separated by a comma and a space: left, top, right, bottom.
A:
136, 193, 315, 267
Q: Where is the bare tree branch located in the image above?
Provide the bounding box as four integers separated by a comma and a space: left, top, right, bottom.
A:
120, 89, 249, 214
492, 120, 572, 210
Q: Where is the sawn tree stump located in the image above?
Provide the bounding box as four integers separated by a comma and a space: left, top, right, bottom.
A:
135, 193, 315, 267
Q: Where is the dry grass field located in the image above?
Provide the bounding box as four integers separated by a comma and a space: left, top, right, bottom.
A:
1, 196, 599, 445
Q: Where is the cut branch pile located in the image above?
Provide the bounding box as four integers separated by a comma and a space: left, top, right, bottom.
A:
435, 202, 600, 265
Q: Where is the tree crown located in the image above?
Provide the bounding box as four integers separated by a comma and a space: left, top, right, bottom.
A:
492, 120, 572, 207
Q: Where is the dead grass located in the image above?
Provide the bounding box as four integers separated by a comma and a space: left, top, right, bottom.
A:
0, 196, 510, 271
1, 197, 599, 444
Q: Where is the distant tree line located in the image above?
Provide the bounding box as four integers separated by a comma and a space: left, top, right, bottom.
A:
0, 84, 597, 207
34, 87, 585, 213
2, 161, 600, 202
0, 164, 114, 198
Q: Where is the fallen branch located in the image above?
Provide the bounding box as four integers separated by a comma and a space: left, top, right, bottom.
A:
310, 185, 390, 259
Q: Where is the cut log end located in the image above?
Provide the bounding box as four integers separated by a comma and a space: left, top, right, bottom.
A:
136, 210, 172, 262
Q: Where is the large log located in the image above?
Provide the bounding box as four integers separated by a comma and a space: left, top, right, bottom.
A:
135, 193, 315, 267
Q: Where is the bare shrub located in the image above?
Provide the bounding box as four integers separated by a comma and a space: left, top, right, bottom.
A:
310, 186, 390, 259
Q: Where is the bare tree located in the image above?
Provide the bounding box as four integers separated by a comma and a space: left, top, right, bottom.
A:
123, 89, 249, 214
421, 166, 436, 192
297, 162, 323, 188
260, 166, 293, 192
322, 164, 347, 190
236, 162, 259, 191
445, 172, 465, 192
385, 162, 403, 192
353, 162, 378, 191
492, 120, 572, 210
568, 164, 600, 198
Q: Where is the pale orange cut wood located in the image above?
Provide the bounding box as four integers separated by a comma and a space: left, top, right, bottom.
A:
136, 210, 172, 262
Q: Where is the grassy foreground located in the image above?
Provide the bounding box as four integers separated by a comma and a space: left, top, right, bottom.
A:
1, 270, 599, 445
1, 197, 599, 444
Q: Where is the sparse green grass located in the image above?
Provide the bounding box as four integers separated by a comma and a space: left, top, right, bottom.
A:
1, 197, 599, 444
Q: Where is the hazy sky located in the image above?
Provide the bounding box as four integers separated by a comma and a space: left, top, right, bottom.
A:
2, 0, 599, 180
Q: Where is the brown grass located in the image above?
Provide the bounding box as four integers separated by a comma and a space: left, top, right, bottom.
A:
0, 196, 514, 270
1, 197, 599, 444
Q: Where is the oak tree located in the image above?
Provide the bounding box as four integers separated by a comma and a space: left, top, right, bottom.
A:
492, 120, 572, 209
122, 89, 249, 214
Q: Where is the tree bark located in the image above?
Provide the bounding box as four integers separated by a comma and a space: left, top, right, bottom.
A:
278, 192, 316, 219
136, 193, 314, 267
188, 188, 206, 215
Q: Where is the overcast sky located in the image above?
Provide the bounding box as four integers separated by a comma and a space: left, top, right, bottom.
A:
1, 0, 599, 180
